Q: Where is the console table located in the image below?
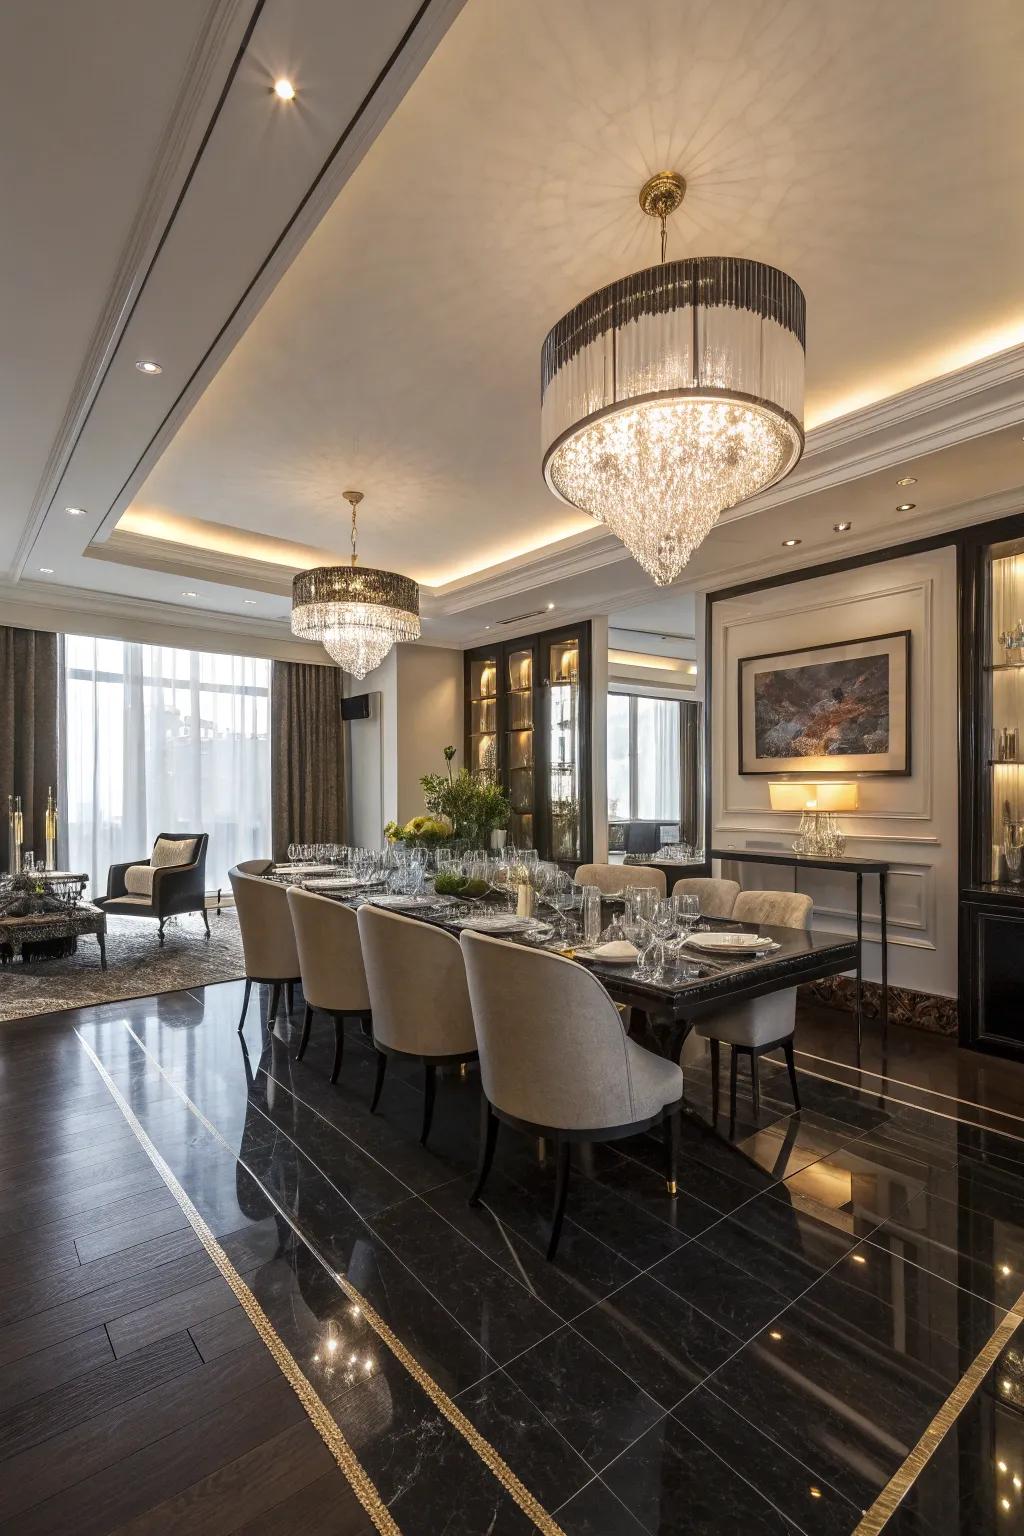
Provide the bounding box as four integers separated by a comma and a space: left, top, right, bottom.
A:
711, 848, 890, 1047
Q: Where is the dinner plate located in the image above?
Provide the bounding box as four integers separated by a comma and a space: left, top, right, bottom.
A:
461, 914, 533, 934
273, 863, 336, 875
365, 894, 434, 909
302, 876, 364, 892
684, 932, 776, 955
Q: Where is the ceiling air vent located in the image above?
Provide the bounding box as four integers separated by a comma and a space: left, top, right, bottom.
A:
493, 609, 546, 627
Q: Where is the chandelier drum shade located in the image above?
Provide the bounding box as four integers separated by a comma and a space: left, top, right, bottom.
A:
541, 173, 806, 586
290, 492, 420, 679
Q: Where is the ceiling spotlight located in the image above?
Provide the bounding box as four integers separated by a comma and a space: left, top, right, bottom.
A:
897, 476, 917, 486
181, 590, 198, 598
833, 521, 852, 532
39, 566, 54, 574
782, 538, 802, 547
135, 359, 162, 374
546, 602, 555, 610
243, 599, 257, 605
273, 78, 295, 100
65, 505, 87, 516
896, 502, 916, 513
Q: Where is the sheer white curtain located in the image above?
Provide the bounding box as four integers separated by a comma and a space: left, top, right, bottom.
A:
636, 697, 681, 821
63, 635, 271, 895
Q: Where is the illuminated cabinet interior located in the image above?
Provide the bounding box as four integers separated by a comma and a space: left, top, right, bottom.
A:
988, 544, 1024, 881
463, 621, 591, 863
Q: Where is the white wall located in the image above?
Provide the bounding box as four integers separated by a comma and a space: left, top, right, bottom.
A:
710, 546, 958, 997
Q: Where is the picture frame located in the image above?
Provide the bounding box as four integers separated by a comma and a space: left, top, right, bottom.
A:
738, 630, 911, 776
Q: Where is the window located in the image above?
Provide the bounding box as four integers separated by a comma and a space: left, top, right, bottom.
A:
63, 636, 271, 894
607, 692, 683, 822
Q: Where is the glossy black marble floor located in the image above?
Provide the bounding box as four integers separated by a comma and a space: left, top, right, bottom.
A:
2, 986, 1024, 1534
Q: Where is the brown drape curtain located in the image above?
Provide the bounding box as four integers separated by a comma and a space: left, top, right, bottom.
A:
270, 660, 348, 861
680, 698, 702, 848
0, 625, 59, 866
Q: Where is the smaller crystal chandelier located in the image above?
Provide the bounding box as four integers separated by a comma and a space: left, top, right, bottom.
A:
541, 171, 806, 585
290, 491, 420, 679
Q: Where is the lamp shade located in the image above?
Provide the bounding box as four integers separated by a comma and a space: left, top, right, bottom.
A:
768, 783, 815, 812
815, 782, 859, 812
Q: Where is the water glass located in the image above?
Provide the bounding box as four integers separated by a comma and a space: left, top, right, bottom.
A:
581, 885, 602, 947
626, 886, 657, 925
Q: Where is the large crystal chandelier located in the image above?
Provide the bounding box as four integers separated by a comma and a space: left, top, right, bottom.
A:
290, 491, 420, 679
541, 173, 806, 585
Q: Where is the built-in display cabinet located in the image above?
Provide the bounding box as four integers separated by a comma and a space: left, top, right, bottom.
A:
464, 621, 591, 865
960, 519, 1024, 1054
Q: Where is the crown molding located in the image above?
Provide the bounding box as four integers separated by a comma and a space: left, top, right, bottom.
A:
10, 0, 249, 582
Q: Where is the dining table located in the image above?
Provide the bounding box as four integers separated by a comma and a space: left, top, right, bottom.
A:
265, 865, 859, 1064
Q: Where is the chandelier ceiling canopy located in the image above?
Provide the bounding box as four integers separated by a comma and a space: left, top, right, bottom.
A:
541, 172, 806, 585
290, 491, 420, 679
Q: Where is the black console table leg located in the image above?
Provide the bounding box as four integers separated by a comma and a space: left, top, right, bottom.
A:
855, 872, 864, 1054
879, 871, 888, 1049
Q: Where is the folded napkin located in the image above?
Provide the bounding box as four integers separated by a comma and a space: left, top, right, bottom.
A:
591, 940, 639, 960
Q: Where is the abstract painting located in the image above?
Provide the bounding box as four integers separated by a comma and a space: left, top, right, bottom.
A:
739, 631, 910, 775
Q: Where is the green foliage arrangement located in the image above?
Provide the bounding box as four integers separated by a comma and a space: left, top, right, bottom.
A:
418, 746, 510, 845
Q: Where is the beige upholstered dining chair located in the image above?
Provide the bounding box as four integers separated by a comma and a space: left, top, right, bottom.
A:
671, 877, 740, 919
694, 888, 813, 1128
461, 931, 684, 1261
574, 863, 667, 897
286, 888, 371, 1083
356, 905, 478, 1147
228, 866, 301, 1034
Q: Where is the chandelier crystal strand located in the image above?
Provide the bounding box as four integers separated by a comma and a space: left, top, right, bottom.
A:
540, 175, 806, 585
290, 492, 421, 678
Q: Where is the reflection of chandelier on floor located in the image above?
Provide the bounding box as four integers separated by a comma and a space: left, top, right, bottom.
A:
290, 491, 421, 679
541, 172, 806, 585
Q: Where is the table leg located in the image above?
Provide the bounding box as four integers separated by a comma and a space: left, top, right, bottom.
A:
855, 871, 863, 1055
879, 871, 888, 1048
98, 931, 107, 971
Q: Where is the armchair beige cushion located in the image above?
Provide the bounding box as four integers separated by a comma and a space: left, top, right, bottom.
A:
574, 863, 666, 897
461, 931, 682, 1131
672, 878, 739, 918
123, 865, 155, 897
123, 836, 198, 897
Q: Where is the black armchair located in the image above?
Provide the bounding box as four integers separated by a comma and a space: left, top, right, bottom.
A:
95, 832, 210, 945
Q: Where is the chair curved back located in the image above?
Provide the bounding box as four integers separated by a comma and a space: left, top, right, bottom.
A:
462, 930, 654, 1130
356, 906, 476, 1058
733, 889, 813, 930
236, 858, 273, 876
228, 866, 299, 980
574, 863, 666, 897
286, 888, 370, 1013
672, 877, 740, 919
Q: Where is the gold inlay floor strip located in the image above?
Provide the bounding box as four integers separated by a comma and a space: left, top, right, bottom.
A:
851, 1301, 1024, 1534
75, 1031, 402, 1536
113, 1022, 567, 1536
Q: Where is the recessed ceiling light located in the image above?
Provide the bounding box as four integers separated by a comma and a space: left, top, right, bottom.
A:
782, 538, 802, 547
896, 502, 916, 512
833, 521, 852, 532
546, 602, 555, 610
39, 566, 53, 574
135, 359, 162, 374
181, 590, 198, 598
65, 505, 87, 516
484, 625, 491, 630
273, 78, 295, 100
243, 599, 257, 605
897, 476, 917, 486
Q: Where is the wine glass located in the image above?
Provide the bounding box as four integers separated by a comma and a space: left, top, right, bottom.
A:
648, 899, 677, 981
546, 869, 575, 935
670, 892, 700, 957
287, 843, 298, 863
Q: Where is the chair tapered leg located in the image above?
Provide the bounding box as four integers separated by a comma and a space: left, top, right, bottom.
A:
201, 909, 210, 938
268, 983, 282, 1028
331, 1016, 344, 1084
709, 1038, 721, 1123
237, 978, 253, 1033
547, 1140, 572, 1261
469, 1097, 499, 1206
665, 1108, 680, 1197
729, 1046, 739, 1136
285, 981, 294, 1016
783, 1038, 801, 1110
750, 1051, 761, 1120
158, 919, 165, 947
296, 1004, 313, 1060
420, 1063, 437, 1146
370, 1051, 388, 1113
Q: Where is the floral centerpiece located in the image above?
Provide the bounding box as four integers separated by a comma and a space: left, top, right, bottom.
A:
385, 746, 511, 849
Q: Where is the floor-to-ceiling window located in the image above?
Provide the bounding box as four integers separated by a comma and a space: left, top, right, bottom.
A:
62, 635, 271, 894
607, 690, 701, 850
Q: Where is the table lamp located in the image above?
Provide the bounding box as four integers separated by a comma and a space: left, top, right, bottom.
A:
768, 781, 858, 857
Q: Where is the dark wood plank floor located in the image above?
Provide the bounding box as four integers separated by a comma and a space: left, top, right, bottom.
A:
0, 1011, 366, 1536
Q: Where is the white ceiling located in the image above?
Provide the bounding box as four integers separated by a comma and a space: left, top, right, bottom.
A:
8, 0, 1024, 653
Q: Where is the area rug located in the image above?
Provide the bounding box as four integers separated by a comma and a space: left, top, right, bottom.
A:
0, 911, 244, 1023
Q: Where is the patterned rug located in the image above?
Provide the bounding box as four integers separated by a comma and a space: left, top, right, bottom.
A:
0, 910, 244, 1023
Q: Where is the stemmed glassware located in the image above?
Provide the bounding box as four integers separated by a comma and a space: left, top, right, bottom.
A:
647, 899, 677, 980
545, 868, 576, 936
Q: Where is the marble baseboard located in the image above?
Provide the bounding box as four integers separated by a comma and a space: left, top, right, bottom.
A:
800, 975, 959, 1036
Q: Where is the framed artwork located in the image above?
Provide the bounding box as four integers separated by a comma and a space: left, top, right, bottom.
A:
738, 630, 911, 776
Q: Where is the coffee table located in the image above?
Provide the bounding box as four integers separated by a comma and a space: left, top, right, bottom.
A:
0, 905, 107, 969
